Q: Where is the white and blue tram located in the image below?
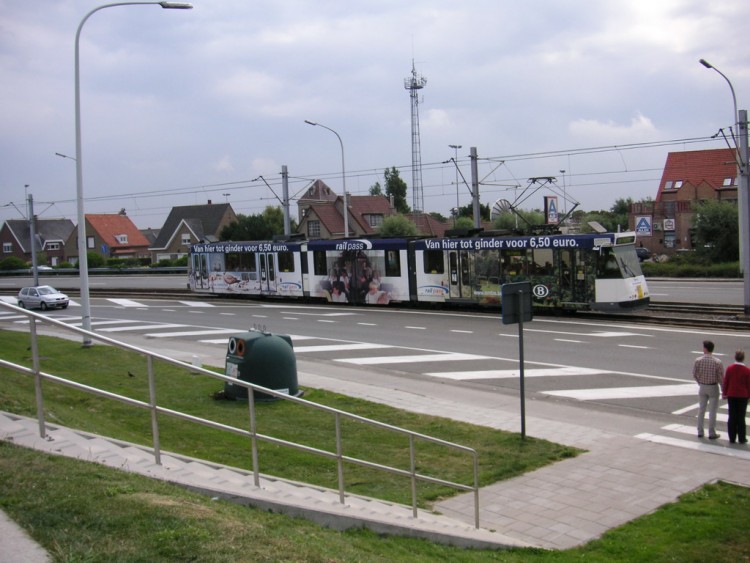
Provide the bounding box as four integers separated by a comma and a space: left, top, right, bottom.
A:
188, 230, 649, 312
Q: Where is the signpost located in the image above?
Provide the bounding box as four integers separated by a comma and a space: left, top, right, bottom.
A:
501, 281, 533, 439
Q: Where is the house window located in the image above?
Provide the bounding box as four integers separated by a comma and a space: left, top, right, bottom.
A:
674, 180, 683, 189
366, 214, 384, 227
664, 181, 673, 190
181, 234, 191, 245
46, 242, 60, 251
2, 242, 11, 253
308, 220, 321, 238
86, 236, 95, 249
723, 177, 735, 187
115, 234, 128, 244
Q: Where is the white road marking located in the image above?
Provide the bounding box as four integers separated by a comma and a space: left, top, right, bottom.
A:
337, 352, 490, 365
555, 339, 585, 343
107, 298, 149, 308
145, 328, 241, 338
450, 330, 474, 334
544, 383, 697, 400
635, 433, 750, 460
618, 344, 650, 349
295, 343, 392, 353
179, 301, 215, 307
99, 323, 189, 332
405, 326, 427, 330
423, 367, 607, 380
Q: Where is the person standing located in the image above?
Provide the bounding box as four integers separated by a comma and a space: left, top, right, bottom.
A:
693, 340, 724, 439
722, 350, 750, 444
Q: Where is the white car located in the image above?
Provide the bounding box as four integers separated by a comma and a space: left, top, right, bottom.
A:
17, 286, 69, 310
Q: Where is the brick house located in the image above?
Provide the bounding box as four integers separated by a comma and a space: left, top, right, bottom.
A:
64, 212, 151, 264
149, 201, 236, 262
629, 148, 737, 254
0, 218, 75, 266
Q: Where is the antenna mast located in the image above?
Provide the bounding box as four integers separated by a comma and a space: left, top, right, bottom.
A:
404, 61, 426, 213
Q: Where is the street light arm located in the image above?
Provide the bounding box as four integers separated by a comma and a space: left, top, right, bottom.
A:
699, 58, 739, 138
305, 119, 348, 236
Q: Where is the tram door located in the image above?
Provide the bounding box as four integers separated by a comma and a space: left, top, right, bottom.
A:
192, 254, 209, 290
559, 249, 589, 303
259, 253, 277, 293
448, 250, 474, 299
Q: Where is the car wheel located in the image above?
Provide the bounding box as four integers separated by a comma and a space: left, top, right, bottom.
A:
18, 301, 26, 309
62, 304, 69, 309
41, 302, 48, 311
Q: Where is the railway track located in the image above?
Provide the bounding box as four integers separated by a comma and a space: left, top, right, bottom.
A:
84, 288, 750, 330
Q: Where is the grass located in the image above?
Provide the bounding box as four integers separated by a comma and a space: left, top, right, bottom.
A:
0, 329, 578, 507
1, 442, 750, 561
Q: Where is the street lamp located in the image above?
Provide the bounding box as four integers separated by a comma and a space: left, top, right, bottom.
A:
305, 120, 349, 237
74, 1, 192, 346
449, 144, 462, 226
699, 58, 750, 315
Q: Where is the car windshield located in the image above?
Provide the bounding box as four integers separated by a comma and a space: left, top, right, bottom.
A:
37, 286, 58, 295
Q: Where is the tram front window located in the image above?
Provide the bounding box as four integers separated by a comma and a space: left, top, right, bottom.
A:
598, 247, 643, 279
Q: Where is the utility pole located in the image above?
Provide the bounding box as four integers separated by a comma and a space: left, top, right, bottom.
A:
470, 147, 480, 228
282, 165, 290, 236
28, 193, 39, 286
739, 109, 750, 315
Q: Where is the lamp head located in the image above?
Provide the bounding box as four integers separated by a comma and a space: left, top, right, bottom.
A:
159, 2, 193, 8
304, 120, 317, 126
699, 58, 713, 69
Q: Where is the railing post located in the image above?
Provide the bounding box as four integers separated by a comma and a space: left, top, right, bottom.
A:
248, 388, 260, 487
473, 451, 480, 529
147, 355, 161, 465
335, 412, 345, 504
29, 316, 46, 438
409, 434, 417, 518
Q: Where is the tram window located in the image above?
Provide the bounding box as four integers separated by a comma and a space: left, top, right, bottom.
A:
531, 249, 554, 275
597, 248, 621, 279
277, 251, 294, 272
313, 251, 328, 275
226, 251, 256, 272
423, 249, 444, 274
385, 250, 401, 277
501, 250, 527, 279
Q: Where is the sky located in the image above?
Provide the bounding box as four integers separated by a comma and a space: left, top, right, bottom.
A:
1, 0, 749, 231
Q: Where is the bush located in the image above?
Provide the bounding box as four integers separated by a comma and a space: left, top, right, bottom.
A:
642, 259, 740, 278
0, 256, 27, 271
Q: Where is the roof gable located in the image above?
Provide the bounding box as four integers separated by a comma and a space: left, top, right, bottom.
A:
151, 203, 234, 248
656, 148, 737, 202
86, 214, 151, 248
3, 219, 75, 252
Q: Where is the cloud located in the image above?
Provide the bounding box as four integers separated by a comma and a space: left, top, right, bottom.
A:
568, 113, 659, 144
214, 156, 234, 173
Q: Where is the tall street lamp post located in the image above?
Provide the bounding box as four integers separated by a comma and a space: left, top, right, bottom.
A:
74, 2, 192, 346
305, 120, 349, 237
699, 58, 750, 315
449, 144, 462, 226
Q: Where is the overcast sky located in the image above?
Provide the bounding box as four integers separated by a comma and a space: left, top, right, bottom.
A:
1, 0, 748, 230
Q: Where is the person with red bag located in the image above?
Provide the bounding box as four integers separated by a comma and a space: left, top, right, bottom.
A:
722, 350, 750, 444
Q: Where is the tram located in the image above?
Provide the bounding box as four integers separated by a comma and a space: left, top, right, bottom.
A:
188, 230, 649, 312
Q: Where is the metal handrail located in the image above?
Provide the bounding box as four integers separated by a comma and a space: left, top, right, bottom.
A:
0, 300, 480, 527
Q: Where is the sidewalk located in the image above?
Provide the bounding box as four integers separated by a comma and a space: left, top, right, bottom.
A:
2, 344, 750, 554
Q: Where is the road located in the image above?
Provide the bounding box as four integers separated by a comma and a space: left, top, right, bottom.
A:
3, 294, 748, 429
0, 274, 744, 305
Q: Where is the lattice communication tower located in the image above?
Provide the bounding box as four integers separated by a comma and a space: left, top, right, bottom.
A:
404, 61, 427, 213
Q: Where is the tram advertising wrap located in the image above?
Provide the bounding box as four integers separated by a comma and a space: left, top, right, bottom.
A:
188, 231, 649, 312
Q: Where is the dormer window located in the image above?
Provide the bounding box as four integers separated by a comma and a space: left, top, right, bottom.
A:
674, 180, 683, 189
665, 181, 674, 190
115, 234, 128, 244
723, 177, 735, 187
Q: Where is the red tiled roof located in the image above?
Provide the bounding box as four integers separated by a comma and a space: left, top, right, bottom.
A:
86, 214, 151, 249
655, 148, 737, 202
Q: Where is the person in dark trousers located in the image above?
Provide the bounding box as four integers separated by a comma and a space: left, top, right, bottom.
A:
722, 350, 750, 444
693, 340, 723, 439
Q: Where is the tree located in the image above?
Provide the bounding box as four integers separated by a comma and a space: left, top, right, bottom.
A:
456, 202, 490, 221
220, 206, 294, 241
610, 197, 633, 231
691, 200, 739, 262
492, 208, 544, 230
369, 181, 382, 196
377, 214, 419, 237
384, 167, 410, 213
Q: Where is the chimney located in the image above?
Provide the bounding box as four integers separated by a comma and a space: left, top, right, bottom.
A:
207, 199, 212, 205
